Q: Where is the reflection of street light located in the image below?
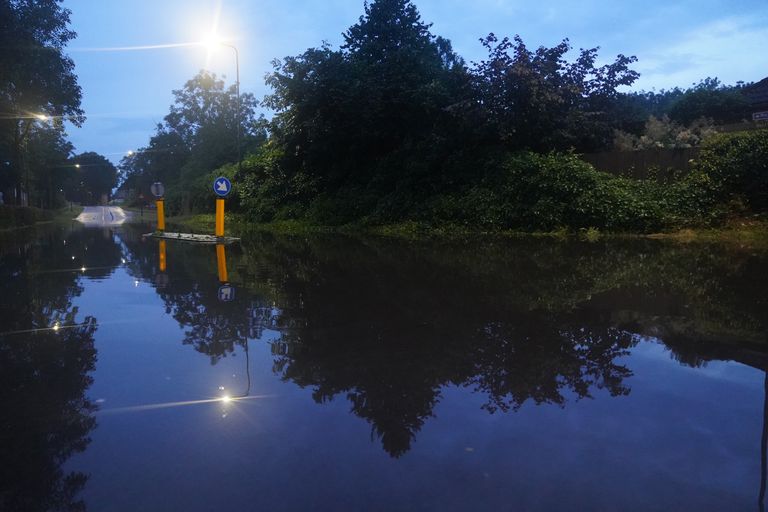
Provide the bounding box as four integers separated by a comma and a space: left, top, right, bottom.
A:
200, 35, 241, 175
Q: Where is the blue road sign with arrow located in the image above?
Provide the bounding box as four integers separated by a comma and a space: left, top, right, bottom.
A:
213, 177, 232, 197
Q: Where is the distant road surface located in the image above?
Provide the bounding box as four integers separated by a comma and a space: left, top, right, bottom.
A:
75, 206, 129, 227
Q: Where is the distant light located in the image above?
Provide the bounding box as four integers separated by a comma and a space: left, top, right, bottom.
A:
75, 164, 81, 168
121, 258, 126, 264
71, 256, 75, 260
133, 279, 139, 287
221, 395, 232, 403
35, 114, 48, 121
52, 322, 60, 331
80, 266, 86, 272
126, 150, 134, 156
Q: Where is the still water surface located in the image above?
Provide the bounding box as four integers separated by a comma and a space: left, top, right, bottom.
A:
2, 223, 768, 511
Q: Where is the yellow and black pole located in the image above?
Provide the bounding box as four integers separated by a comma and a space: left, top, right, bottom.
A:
156, 198, 165, 232
216, 243, 228, 283
213, 176, 232, 239
215, 198, 225, 237
159, 240, 167, 272
150, 182, 165, 233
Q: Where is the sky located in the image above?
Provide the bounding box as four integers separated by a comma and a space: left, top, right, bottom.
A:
61, 0, 768, 163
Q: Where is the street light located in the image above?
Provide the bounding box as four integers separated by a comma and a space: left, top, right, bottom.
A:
201, 35, 241, 176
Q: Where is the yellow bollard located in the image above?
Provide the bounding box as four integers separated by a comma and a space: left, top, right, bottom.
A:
159, 240, 167, 272
215, 198, 225, 237
216, 243, 228, 283
156, 198, 165, 232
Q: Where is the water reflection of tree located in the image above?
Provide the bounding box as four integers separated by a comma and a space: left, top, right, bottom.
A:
122, 230, 768, 457
0, 318, 98, 512
119, 231, 254, 363
0, 226, 100, 511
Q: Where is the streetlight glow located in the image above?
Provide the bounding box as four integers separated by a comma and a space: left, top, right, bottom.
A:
75, 164, 81, 168
200, 32, 223, 51
35, 113, 48, 121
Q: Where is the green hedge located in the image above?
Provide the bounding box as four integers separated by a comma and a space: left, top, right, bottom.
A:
695, 129, 768, 211
232, 129, 767, 233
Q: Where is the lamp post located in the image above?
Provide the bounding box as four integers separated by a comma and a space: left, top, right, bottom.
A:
203, 39, 241, 176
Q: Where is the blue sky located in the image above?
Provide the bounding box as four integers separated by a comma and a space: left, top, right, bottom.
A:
62, 0, 768, 162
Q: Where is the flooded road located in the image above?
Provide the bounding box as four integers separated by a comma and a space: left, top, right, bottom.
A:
1, 223, 767, 511
75, 206, 129, 227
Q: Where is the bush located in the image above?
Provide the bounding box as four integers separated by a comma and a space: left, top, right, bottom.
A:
695, 129, 768, 211
421, 152, 670, 232
234, 132, 768, 233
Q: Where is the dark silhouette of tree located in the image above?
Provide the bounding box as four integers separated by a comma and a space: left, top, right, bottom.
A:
471, 34, 639, 152
67, 152, 117, 205
0, 0, 83, 205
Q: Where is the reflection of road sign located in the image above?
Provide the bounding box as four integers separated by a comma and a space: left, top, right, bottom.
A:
213, 177, 232, 197
150, 182, 165, 198
155, 273, 169, 288
218, 284, 235, 302
754, 111, 768, 122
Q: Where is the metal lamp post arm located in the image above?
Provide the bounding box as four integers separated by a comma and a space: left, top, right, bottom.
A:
221, 43, 241, 176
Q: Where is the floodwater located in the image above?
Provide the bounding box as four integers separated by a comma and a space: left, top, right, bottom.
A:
2, 222, 768, 511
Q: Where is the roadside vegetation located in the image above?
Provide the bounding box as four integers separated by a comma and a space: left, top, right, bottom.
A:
3, 0, 766, 238
131, 0, 765, 237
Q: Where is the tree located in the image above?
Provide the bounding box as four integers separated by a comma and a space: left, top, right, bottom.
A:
0, 0, 83, 205
668, 77, 751, 125
471, 34, 640, 152
121, 71, 266, 213
264, 0, 470, 194
67, 152, 117, 205
23, 118, 73, 208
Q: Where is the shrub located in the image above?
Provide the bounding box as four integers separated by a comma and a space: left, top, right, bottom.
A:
695, 129, 768, 211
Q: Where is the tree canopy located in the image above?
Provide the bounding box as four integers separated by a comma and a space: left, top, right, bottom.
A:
120, 71, 266, 212
0, 0, 83, 207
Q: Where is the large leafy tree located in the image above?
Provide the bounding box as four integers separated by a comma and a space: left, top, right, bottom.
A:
264, 0, 470, 193
471, 34, 640, 152
67, 152, 117, 205
25, 118, 73, 208
0, 0, 83, 205
120, 71, 266, 212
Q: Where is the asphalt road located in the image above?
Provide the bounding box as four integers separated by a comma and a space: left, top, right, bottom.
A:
75, 206, 129, 227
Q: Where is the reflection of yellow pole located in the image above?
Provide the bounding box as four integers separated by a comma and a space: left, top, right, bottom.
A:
216, 243, 228, 283
159, 240, 167, 272
215, 198, 225, 237
156, 199, 165, 232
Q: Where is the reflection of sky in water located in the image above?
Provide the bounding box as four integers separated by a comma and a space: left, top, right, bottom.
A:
4, 224, 766, 511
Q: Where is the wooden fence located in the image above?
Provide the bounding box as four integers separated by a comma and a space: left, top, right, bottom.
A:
580, 148, 700, 181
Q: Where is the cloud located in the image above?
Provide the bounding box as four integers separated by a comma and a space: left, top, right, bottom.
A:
634, 15, 768, 89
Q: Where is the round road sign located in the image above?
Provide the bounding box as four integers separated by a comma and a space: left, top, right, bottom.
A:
213, 177, 232, 198
150, 182, 165, 198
